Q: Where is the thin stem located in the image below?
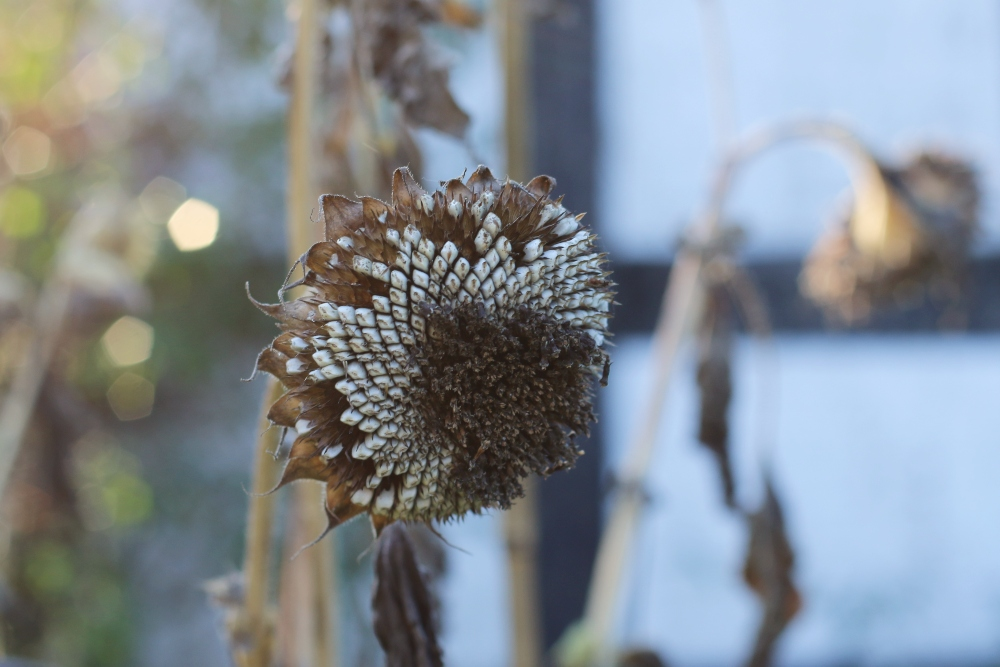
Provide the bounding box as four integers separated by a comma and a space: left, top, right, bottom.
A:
698, 0, 738, 149
0, 280, 71, 514
236, 0, 328, 664
237, 380, 284, 667
499, 0, 543, 665
578, 118, 872, 664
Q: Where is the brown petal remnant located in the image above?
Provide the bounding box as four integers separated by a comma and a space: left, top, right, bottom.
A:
253, 166, 613, 532
695, 281, 736, 508
742, 479, 801, 667
800, 150, 979, 324
372, 523, 443, 667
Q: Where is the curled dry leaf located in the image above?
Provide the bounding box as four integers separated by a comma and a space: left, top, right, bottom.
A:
742, 479, 801, 667
695, 280, 736, 508
359, 0, 471, 138
800, 149, 979, 324
372, 523, 444, 667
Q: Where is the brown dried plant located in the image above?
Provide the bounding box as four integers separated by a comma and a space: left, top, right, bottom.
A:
252, 166, 613, 533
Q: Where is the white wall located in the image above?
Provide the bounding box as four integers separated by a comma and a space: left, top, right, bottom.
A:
597, 0, 1000, 259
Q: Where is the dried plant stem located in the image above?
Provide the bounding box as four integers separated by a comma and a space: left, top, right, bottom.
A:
581, 245, 706, 664
504, 477, 542, 667
0, 280, 71, 514
237, 0, 330, 665
236, 380, 284, 667
499, 0, 543, 665
577, 119, 872, 664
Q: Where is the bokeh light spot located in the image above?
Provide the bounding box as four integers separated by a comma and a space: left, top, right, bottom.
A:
2, 126, 52, 175
15, 2, 66, 53
167, 198, 219, 251
138, 176, 186, 224
0, 187, 45, 238
101, 316, 154, 367
71, 51, 122, 105
106, 372, 155, 421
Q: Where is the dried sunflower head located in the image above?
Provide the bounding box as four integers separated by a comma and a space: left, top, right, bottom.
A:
800, 149, 979, 323
254, 167, 613, 531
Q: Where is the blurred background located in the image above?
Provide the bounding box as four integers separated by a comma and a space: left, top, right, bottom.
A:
0, 0, 998, 666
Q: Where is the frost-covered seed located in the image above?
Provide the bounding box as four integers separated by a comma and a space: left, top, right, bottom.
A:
418, 238, 435, 258
313, 350, 335, 367
340, 408, 363, 425
389, 288, 407, 306
390, 270, 408, 290
317, 303, 339, 320
454, 258, 470, 279
337, 305, 357, 324
475, 228, 492, 254
290, 337, 309, 352
346, 362, 367, 379
335, 379, 357, 394
336, 236, 354, 250
440, 242, 459, 265
412, 270, 429, 289
353, 441, 375, 459
321, 444, 343, 460
523, 239, 543, 261
328, 338, 350, 353
356, 308, 376, 327
285, 358, 307, 374
358, 417, 381, 433
375, 489, 395, 511
353, 256, 373, 275
321, 364, 345, 379
418, 194, 434, 214
483, 212, 501, 237
403, 225, 421, 245
447, 199, 463, 217
554, 217, 579, 237
352, 488, 374, 506
372, 262, 390, 282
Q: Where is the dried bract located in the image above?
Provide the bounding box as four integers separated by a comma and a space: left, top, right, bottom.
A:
254, 167, 613, 531
800, 150, 979, 323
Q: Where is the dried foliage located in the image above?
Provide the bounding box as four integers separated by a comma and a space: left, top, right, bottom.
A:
800, 150, 979, 324
359, 0, 471, 138
617, 649, 668, 667
741, 480, 801, 667
312, 0, 478, 199
372, 523, 444, 667
694, 281, 736, 508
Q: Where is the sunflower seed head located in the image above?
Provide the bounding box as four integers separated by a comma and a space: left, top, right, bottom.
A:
254, 166, 614, 532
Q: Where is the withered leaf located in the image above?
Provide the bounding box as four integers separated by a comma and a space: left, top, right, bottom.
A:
361, 0, 471, 138
742, 478, 801, 667
695, 282, 736, 508
372, 523, 444, 667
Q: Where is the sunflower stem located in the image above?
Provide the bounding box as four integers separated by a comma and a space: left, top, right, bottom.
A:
236, 379, 284, 667
236, 0, 332, 664
500, 0, 543, 665
575, 119, 879, 665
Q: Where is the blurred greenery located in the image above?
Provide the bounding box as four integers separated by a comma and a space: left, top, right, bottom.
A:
0, 0, 289, 663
